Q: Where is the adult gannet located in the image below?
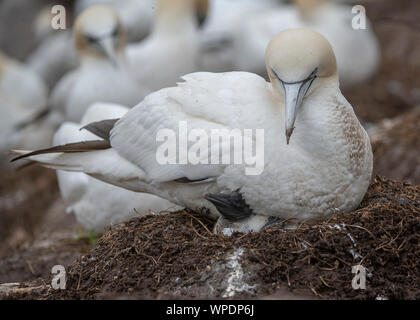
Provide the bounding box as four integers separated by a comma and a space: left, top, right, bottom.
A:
75, 0, 155, 43
26, 5, 77, 89
0, 51, 49, 154
50, 5, 148, 123
53, 102, 181, 233
198, 0, 280, 72
126, 0, 207, 91
233, 0, 380, 89
27, 31, 78, 90
13, 29, 373, 234
28, 27, 78, 90
0, 51, 47, 111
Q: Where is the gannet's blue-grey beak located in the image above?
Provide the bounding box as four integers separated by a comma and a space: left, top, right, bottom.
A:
99, 37, 119, 67
272, 68, 317, 144
283, 80, 313, 144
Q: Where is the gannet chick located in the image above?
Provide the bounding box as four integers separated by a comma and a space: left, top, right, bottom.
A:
126, 0, 207, 91
233, 0, 380, 89
13, 29, 373, 235
50, 5, 148, 122
54, 102, 181, 233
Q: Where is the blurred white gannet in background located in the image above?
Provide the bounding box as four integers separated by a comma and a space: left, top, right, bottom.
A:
50, 5, 148, 123
28, 0, 155, 90
27, 6, 79, 90
27, 31, 78, 90
13, 29, 373, 234
53, 102, 181, 233
0, 51, 47, 111
126, 0, 207, 91
0, 51, 49, 154
74, 0, 155, 43
233, 0, 380, 89
27, 7, 78, 90
198, 0, 280, 72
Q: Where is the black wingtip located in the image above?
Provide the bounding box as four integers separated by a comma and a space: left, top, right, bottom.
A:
80, 118, 119, 142
205, 191, 253, 222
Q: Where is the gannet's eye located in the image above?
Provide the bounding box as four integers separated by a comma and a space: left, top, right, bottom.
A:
86, 34, 98, 44
302, 67, 318, 84
111, 26, 119, 38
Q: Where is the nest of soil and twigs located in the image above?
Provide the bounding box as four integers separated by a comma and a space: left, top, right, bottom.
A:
4, 176, 418, 300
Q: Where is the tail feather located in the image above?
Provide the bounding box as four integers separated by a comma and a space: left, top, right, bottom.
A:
11, 140, 110, 162
11, 150, 85, 172
10, 140, 149, 194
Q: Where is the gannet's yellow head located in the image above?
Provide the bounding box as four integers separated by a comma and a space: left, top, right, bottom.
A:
196, 0, 209, 27
265, 28, 338, 144
155, 0, 208, 31
294, 0, 328, 20
74, 5, 126, 65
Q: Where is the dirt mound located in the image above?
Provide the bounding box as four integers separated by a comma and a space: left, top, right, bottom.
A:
371, 107, 420, 185
5, 176, 418, 300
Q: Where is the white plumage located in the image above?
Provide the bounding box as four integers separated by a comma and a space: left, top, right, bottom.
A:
50, 5, 148, 123
27, 31, 78, 90
126, 0, 202, 91
54, 102, 181, 233
14, 29, 373, 234
198, 0, 280, 72
0, 51, 49, 154
232, 0, 380, 89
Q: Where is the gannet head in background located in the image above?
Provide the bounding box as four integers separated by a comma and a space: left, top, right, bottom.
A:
266, 28, 338, 144
154, 0, 208, 33
294, 0, 327, 20
196, 0, 209, 27
74, 5, 126, 66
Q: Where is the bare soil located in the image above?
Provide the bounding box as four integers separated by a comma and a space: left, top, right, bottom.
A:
0, 166, 90, 285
